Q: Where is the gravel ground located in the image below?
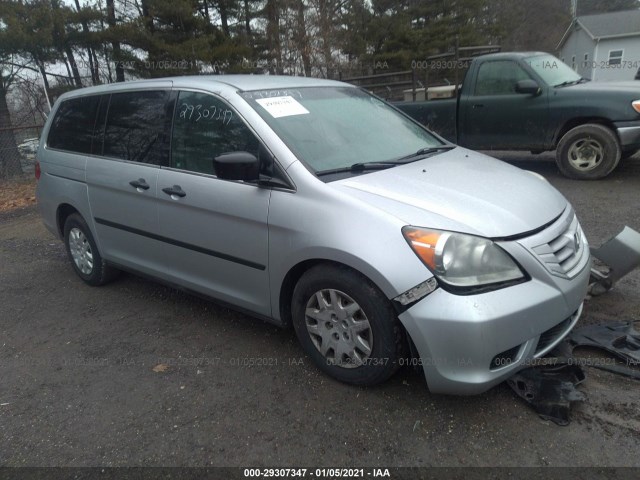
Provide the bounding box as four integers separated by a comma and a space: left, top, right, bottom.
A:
1, 152, 639, 469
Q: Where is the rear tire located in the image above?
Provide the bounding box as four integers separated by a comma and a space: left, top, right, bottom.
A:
555, 124, 620, 180
63, 213, 119, 286
291, 264, 404, 386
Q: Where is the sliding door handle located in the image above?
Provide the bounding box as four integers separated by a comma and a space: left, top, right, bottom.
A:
129, 178, 150, 190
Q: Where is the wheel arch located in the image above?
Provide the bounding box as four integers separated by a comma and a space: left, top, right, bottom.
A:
56, 203, 81, 238
277, 258, 398, 329
554, 117, 618, 147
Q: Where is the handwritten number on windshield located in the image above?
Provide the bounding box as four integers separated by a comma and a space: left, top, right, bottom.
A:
179, 103, 233, 125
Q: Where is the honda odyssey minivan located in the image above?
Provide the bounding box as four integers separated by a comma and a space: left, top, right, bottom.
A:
35, 75, 591, 394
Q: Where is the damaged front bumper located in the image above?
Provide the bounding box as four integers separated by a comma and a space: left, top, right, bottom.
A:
398, 209, 592, 395
399, 278, 588, 395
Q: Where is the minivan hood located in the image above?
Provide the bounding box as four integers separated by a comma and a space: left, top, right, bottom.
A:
331, 148, 567, 238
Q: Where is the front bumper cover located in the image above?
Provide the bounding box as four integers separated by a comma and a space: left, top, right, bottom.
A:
398, 213, 591, 395
615, 120, 640, 148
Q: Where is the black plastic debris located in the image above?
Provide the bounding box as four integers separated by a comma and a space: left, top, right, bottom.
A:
567, 322, 640, 365
507, 363, 586, 426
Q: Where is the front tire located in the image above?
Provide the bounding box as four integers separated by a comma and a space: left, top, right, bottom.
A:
555, 124, 620, 180
63, 213, 119, 286
291, 265, 404, 386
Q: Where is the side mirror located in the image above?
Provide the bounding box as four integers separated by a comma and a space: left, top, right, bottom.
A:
214, 151, 259, 181
515, 79, 541, 96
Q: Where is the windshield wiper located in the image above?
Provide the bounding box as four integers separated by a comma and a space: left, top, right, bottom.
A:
555, 77, 586, 88
393, 145, 456, 163
316, 162, 397, 176
315, 146, 456, 177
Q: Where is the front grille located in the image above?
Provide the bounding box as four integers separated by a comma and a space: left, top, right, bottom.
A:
529, 213, 585, 279
535, 316, 573, 355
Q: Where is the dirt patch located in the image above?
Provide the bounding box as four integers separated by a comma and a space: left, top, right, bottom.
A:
0, 177, 36, 212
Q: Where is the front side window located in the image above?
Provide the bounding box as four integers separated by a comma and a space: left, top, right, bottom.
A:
103, 90, 169, 165
47, 95, 101, 154
242, 87, 442, 173
475, 61, 531, 96
171, 91, 259, 175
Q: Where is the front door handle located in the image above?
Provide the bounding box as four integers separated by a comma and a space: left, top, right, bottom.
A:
129, 178, 150, 190
472, 104, 485, 109
162, 185, 186, 198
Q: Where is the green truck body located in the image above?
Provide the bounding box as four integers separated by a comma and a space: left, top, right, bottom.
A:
396, 52, 640, 179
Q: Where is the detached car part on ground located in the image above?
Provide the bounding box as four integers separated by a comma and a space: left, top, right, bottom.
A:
36, 76, 590, 395
508, 226, 640, 425
508, 362, 586, 426
589, 226, 640, 296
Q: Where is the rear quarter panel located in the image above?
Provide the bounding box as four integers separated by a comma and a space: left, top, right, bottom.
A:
36, 145, 91, 240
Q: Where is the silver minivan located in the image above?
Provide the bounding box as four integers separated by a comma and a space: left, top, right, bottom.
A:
35, 76, 591, 395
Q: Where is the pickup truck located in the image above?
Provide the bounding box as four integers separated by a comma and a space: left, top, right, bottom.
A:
396, 52, 640, 179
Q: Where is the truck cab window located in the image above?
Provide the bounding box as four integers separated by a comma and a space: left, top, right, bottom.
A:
475, 61, 531, 96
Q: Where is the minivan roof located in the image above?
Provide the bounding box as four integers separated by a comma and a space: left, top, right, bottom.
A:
58, 75, 351, 101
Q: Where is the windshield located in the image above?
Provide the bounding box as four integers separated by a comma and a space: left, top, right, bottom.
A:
241, 87, 443, 173
525, 54, 582, 87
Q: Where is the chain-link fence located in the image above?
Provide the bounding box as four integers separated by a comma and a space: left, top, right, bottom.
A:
0, 125, 43, 179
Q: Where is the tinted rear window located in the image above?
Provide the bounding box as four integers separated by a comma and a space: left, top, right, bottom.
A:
103, 90, 169, 164
47, 96, 101, 154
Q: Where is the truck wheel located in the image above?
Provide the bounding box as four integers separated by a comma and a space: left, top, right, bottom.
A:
556, 124, 620, 180
64, 213, 119, 286
291, 264, 404, 386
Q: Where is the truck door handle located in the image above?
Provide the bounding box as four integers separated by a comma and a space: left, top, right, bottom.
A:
129, 178, 150, 190
472, 104, 484, 109
162, 185, 186, 198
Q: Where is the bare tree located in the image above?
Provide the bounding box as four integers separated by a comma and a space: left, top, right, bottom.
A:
0, 59, 24, 179
106, 0, 125, 81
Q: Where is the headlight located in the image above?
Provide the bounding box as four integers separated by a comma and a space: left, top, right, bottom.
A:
402, 226, 526, 292
633, 100, 640, 114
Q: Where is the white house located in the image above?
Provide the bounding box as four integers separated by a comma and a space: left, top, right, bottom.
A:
557, 9, 640, 81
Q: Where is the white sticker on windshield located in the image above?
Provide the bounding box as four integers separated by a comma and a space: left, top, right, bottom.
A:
255, 96, 310, 118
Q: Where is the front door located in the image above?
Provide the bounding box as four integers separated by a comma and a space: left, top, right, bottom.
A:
157, 90, 271, 316
459, 60, 549, 150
